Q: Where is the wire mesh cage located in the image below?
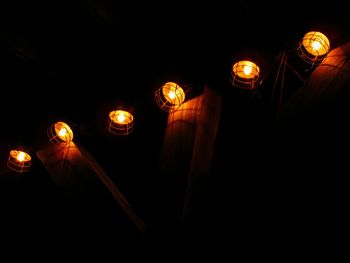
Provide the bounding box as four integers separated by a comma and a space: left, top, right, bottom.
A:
297, 31, 330, 66
108, 109, 134, 135
155, 81, 186, 112
7, 150, 32, 173
47, 121, 74, 147
231, 60, 261, 90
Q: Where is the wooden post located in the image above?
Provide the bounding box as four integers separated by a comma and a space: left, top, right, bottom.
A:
274, 41, 350, 183
280, 41, 350, 123
152, 86, 221, 234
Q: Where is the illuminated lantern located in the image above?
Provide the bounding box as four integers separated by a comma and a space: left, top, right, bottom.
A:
231, 60, 260, 90
155, 81, 186, 112
108, 109, 134, 135
47, 121, 74, 146
7, 150, 32, 173
298, 31, 330, 65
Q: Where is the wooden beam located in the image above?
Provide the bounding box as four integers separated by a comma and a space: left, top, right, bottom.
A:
36, 142, 145, 234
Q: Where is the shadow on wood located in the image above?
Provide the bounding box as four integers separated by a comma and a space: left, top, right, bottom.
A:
36, 141, 145, 242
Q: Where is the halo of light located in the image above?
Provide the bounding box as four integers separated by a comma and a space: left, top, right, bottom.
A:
231, 60, 260, 90
108, 109, 134, 135
7, 150, 32, 173
47, 121, 74, 146
155, 81, 186, 112
298, 31, 330, 65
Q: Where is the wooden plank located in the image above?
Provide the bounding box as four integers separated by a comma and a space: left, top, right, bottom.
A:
155, 86, 221, 226
36, 142, 145, 234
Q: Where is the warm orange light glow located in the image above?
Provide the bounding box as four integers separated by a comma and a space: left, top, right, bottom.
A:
312, 40, 321, 51
48, 121, 74, 146
112, 110, 127, 124
7, 150, 32, 173
232, 61, 260, 80
110, 110, 133, 125
168, 90, 176, 100
243, 65, 252, 75
58, 127, 67, 138
155, 81, 186, 112
10, 150, 31, 163
117, 114, 126, 123
54, 122, 73, 142
299, 31, 330, 65
231, 60, 260, 90
108, 109, 134, 135
302, 31, 330, 57
162, 82, 185, 105
17, 151, 26, 162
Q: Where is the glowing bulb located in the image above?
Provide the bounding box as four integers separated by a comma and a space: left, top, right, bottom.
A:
232, 60, 260, 90
312, 40, 321, 51
117, 113, 126, 123
49, 121, 74, 145
8, 150, 32, 173
168, 90, 176, 100
243, 65, 252, 75
17, 151, 25, 162
300, 31, 330, 60
58, 128, 67, 137
232, 60, 260, 79
108, 109, 134, 135
160, 82, 185, 107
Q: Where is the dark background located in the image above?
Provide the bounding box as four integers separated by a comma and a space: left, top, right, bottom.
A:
0, 1, 348, 249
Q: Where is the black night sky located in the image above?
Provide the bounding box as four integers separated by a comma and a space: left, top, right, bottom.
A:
0, 1, 349, 251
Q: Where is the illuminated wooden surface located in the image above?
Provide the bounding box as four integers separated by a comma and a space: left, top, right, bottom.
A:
280, 41, 350, 121
36, 142, 145, 234
154, 86, 221, 232
275, 41, 350, 182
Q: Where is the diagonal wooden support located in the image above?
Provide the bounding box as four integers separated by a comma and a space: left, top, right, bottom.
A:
36, 142, 145, 234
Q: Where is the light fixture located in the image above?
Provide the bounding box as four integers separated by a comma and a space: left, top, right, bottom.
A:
155, 81, 186, 112
231, 60, 261, 90
298, 31, 330, 65
108, 109, 134, 135
7, 150, 32, 173
47, 121, 74, 146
